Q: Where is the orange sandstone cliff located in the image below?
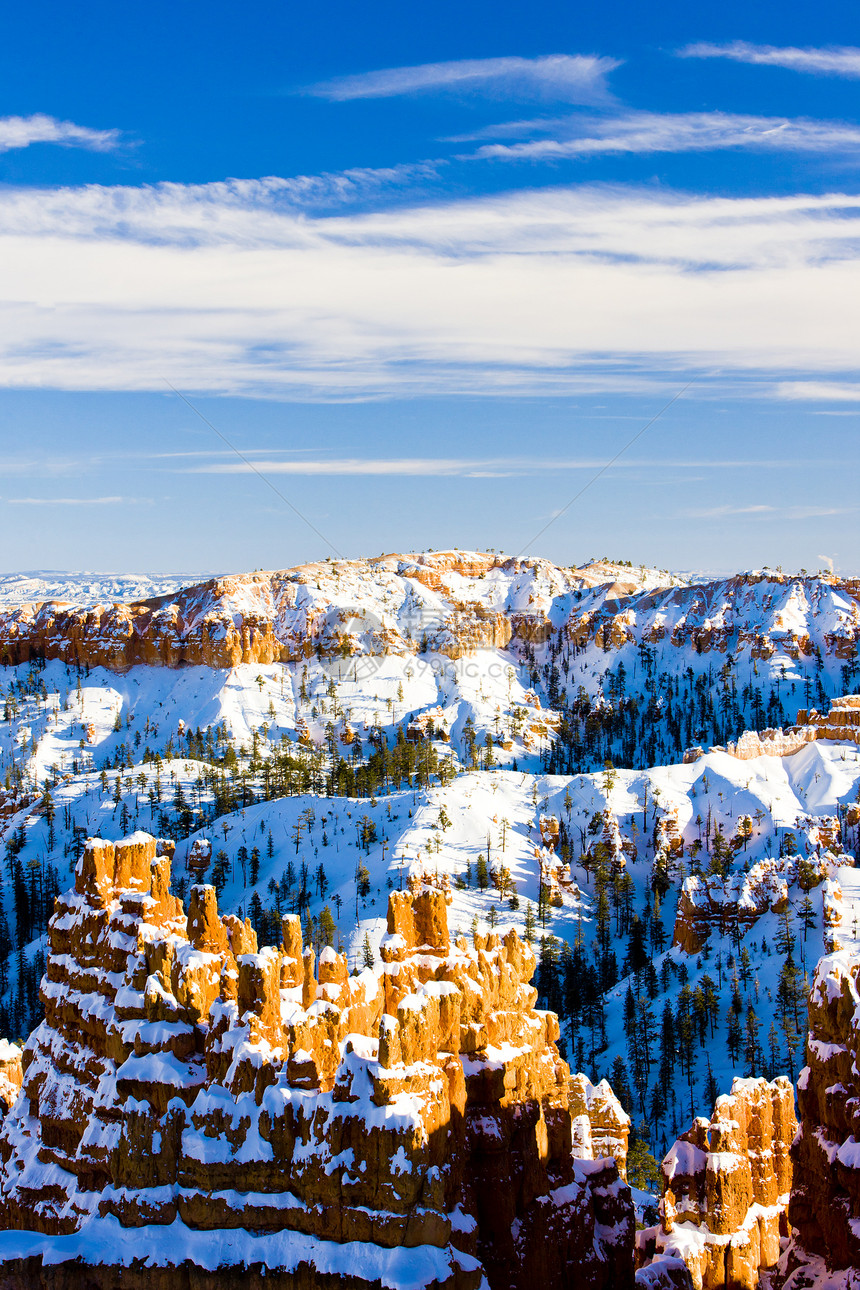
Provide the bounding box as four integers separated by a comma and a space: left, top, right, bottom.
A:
0, 832, 634, 1289
637, 1077, 796, 1290
0, 558, 858, 674
783, 950, 860, 1280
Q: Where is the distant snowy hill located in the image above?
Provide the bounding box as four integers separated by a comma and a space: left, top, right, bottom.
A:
0, 570, 207, 608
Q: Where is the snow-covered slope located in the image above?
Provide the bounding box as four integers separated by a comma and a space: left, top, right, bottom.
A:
0, 550, 859, 1164
1, 551, 858, 777
1, 648, 858, 1160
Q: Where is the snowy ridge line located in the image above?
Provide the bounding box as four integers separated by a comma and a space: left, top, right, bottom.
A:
0, 552, 857, 674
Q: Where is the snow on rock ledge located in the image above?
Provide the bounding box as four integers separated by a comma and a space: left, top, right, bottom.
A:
785, 950, 860, 1276
0, 832, 634, 1290
636, 1076, 796, 1290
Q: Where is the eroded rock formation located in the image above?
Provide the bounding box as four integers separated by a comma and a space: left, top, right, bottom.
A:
797, 694, 860, 746
786, 951, 860, 1274
671, 851, 848, 956
0, 1040, 22, 1117
710, 696, 860, 762
0, 557, 857, 677
637, 1077, 796, 1290
0, 831, 634, 1289
569, 1074, 630, 1179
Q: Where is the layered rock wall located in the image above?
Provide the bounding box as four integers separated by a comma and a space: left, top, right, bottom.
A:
637, 1077, 796, 1290
796, 694, 860, 747
0, 558, 857, 675
0, 831, 634, 1290
787, 950, 860, 1272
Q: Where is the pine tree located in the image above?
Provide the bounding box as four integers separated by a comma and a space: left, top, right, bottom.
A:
726, 1008, 742, 1064
744, 1005, 761, 1077
318, 905, 336, 948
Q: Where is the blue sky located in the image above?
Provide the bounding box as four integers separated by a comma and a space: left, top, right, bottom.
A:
1, 0, 859, 576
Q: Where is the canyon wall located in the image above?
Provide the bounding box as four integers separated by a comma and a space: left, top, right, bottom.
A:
0, 555, 857, 673
786, 950, 860, 1275
637, 1077, 796, 1290
0, 831, 634, 1290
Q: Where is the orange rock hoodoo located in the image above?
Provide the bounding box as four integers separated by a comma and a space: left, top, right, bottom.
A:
0, 1041, 22, 1117
638, 1077, 797, 1290
0, 832, 634, 1289
787, 950, 860, 1275
671, 848, 848, 957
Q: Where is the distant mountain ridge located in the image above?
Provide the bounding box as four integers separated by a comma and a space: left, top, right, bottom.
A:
0, 551, 856, 678
0, 571, 208, 609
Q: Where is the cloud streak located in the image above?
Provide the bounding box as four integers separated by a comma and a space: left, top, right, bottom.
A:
2, 177, 860, 398
469, 110, 860, 161
191, 456, 831, 477
0, 114, 121, 154
306, 54, 619, 104
684, 503, 853, 520
680, 42, 860, 79
777, 381, 860, 402
5, 496, 136, 506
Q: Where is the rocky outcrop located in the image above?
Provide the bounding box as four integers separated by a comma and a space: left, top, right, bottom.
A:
797, 694, 860, 747
672, 861, 789, 955
0, 557, 857, 677
0, 1041, 22, 1116
786, 951, 860, 1273
585, 809, 638, 873
710, 696, 860, 763
719, 726, 818, 759
637, 1077, 796, 1290
0, 831, 634, 1290
671, 851, 848, 956
569, 1074, 630, 1179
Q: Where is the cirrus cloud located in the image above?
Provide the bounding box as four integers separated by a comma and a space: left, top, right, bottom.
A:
680, 42, 860, 79
2, 177, 860, 399
306, 54, 620, 104
468, 109, 860, 161
0, 113, 121, 154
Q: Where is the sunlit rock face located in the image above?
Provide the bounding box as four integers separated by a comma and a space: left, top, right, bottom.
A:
0, 557, 858, 676
788, 951, 860, 1274
0, 1041, 22, 1119
636, 1077, 796, 1290
0, 831, 634, 1289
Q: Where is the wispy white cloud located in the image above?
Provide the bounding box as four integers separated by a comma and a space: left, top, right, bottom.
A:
777, 380, 860, 401
2, 178, 860, 398
469, 110, 860, 161
192, 456, 824, 477
680, 41, 860, 79
5, 496, 135, 505
685, 502, 853, 520
306, 54, 619, 104
196, 457, 521, 477
0, 114, 121, 154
